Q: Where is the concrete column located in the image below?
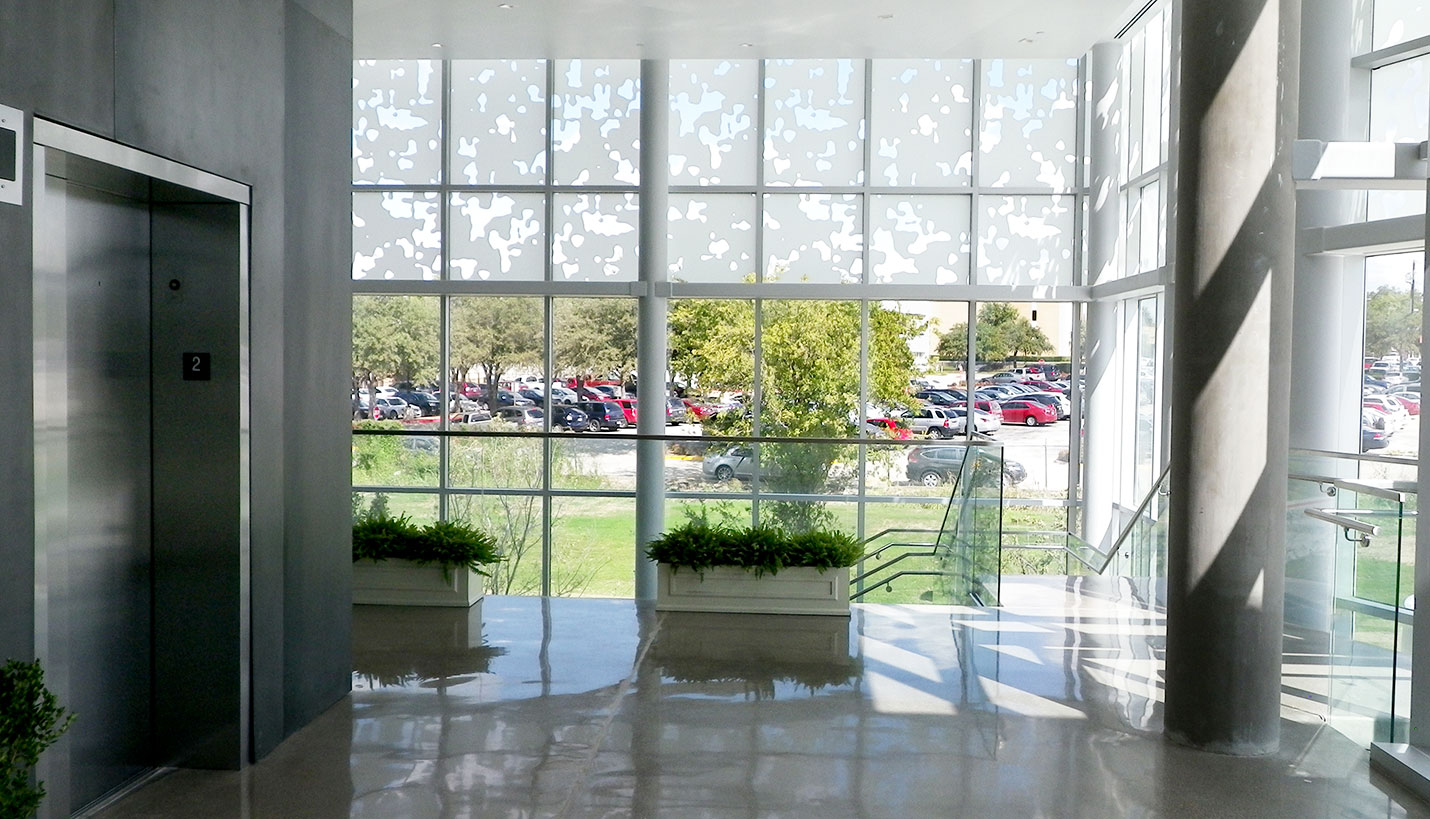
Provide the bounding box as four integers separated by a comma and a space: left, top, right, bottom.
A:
1081, 41, 1125, 551
635, 59, 669, 600
1409, 71, 1430, 750
1164, 0, 1300, 755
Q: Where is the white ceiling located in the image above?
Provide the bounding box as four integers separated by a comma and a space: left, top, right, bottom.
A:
355, 0, 1145, 59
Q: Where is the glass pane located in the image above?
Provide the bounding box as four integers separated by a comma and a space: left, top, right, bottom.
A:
552, 193, 639, 281
353, 59, 443, 185
763, 59, 866, 186
1369, 56, 1429, 220
1125, 28, 1147, 182
668, 194, 757, 283
450, 437, 543, 490
552, 437, 638, 491
1138, 181, 1160, 273
763, 194, 863, 284
668, 298, 754, 448
1134, 297, 1160, 498
449, 192, 545, 281
552, 59, 641, 186
352, 434, 439, 487
450, 59, 547, 184
353, 492, 438, 526
1374, 0, 1430, 49
551, 497, 635, 598
352, 191, 441, 281
552, 298, 639, 405
759, 300, 860, 440
352, 295, 441, 415
978, 59, 1078, 189
870, 59, 974, 186
869, 195, 971, 285
450, 296, 545, 416
449, 492, 545, 596
667, 498, 754, 531
669, 60, 758, 186
977, 195, 1076, 286
1141, 14, 1165, 177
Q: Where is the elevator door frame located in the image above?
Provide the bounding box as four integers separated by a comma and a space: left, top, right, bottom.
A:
31, 119, 251, 817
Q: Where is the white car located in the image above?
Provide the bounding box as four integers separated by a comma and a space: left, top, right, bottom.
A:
371, 396, 412, 420
1363, 395, 1409, 428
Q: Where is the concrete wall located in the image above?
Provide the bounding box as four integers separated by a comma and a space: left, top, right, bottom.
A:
0, 0, 353, 760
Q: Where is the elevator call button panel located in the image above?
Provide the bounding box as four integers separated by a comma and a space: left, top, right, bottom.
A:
0, 103, 20, 206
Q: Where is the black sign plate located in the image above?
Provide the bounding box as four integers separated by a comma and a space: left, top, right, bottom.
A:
183, 352, 211, 381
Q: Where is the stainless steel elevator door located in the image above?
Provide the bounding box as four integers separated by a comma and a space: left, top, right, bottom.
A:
58, 176, 154, 808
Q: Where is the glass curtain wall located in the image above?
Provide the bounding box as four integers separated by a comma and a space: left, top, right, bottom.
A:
352, 57, 1087, 598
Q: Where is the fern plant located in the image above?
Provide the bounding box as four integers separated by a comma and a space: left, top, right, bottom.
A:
353, 512, 501, 579
0, 659, 74, 817
646, 522, 863, 577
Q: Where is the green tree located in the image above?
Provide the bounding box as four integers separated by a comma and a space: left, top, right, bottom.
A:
352, 295, 440, 393
1365, 286, 1421, 360
451, 297, 542, 412
554, 299, 639, 387
936, 303, 1053, 368
671, 299, 924, 532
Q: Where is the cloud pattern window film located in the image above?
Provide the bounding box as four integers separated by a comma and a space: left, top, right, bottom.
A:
450, 60, 548, 184
870, 196, 971, 285
553, 193, 639, 281
871, 60, 974, 187
764, 59, 866, 186
1374, 0, 1430, 49
352, 191, 442, 281
353, 60, 443, 185
552, 60, 641, 186
764, 194, 863, 284
668, 194, 756, 283
978, 195, 1074, 286
979, 60, 1078, 190
1369, 55, 1429, 220
450, 192, 545, 281
669, 60, 758, 186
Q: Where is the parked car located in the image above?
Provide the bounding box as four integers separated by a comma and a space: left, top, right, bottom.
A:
682, 398, 716, 421
575, 400, 628, 430
904, 445, 1027, 487
954, 407, 1002, 435
552, 405, 591, 432
865, 417, 913, 440
1021, 391, 1071, 420
908, 406, 964, 438
395, 389, 441, 416
913, 389, 963, 406
1363, 395, 1410, 428
496, 406, 544, 428
701, 445, 779, 482
665, 397, 689, 425
954, 399, 1003, 417
1393, 393, 1420, 415
1000, 398, 1057, 426
614, 398, 640, 425
371, 396, 413, 420
1362, 426, 1390, 451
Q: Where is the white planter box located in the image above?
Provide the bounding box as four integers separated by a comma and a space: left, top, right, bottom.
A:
353, 559, 484, 607
655, 564, 850, 616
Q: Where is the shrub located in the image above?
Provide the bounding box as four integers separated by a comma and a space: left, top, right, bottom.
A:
646, 522, 863, 577
352, 513, 502, 579
1, 659, 74, 817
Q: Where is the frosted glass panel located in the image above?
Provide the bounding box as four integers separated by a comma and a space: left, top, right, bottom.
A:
552, 60, 641, 186
1138, 182, 1160, 273
977, 195, 1075, 286
869, 195, 971, 285
764, 194, 863, 284
871, 59, 974, 186
353, 60, 442, 185
553, 193, 639, 281
763, 59, 866, 186
1369, 56, 1429, 220
668, 194, 757, 283
450, 60, 547, 184
1125, 28, 1146, 181
352, 191, 441, 281
1374, 0, 1430, 49
979, 59, 1078, 189
449, 192, 545, 281
1141, 14, 1165, 177
669, 60, 758, 186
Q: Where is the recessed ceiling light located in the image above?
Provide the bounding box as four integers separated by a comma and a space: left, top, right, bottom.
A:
740, 42, 754, 48
878, 13, 894, 19
431, 42, 443, 48
498, 2, 514, 8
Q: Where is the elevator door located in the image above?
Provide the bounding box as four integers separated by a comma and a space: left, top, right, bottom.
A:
57, 175, 155, 808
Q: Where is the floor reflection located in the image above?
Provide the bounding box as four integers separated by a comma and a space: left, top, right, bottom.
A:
94, 580, 1428, 818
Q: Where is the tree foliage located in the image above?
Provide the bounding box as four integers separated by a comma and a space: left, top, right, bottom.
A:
451, 297, 542, 411
555, 299, 639, 384
936, 302, 1053, 367
352, 295, 439, 387
1364, 286, 1421, 360
1, 660, 74, 817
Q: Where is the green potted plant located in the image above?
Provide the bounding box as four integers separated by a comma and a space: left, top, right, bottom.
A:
1, 659, 74, 817
352, 512, 501, 607
645, 522, 863, 615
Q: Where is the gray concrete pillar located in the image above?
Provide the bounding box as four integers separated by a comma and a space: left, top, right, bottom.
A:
635, 59, 669, 600
1408, 68, 1430, 751
1164, 0, 1300, 755
1081, 41, 1126, 551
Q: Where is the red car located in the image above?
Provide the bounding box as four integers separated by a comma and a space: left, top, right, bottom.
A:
1395, 394, 1421, 415
682, 398, 716, 420
1000, 398, 1058, 426
614, 398, 639, 425
865, 417, 912, 440
1024, 380, 1065, 393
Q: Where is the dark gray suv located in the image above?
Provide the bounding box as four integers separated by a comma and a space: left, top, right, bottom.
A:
904, 445, 1026, 487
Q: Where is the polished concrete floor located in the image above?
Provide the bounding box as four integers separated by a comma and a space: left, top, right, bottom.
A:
93, 578, 1427, 818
